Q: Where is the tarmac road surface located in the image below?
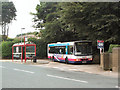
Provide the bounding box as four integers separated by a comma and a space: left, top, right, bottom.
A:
0, 62, 118, 88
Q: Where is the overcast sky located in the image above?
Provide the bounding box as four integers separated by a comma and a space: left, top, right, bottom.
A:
9, 0, 40, 38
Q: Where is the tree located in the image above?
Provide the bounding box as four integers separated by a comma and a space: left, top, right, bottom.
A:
1, 2, 16, 38
0, 2, 1, 21
32, 2, 120, 52
28, 38, 47, 58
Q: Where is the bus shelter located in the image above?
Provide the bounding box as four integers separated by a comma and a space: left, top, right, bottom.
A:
12, 42, 36, 63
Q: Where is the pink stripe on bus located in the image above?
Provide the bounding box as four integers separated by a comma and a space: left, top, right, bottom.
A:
68, 59, 76, 61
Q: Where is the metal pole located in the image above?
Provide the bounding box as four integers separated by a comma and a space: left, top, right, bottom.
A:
21, 28, 25, 44
21, 29, 22, 44
25, 45, 26, 63
100, 48, 101, 54
12, 46, 14, 62
35, 45, 36, 56
24, 37, 25, 45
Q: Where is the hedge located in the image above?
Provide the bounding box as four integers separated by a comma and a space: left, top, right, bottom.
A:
28, 38, 47, 59
108, 44, 120, 53
0, 38, 21, 59
0, 41, 14, 59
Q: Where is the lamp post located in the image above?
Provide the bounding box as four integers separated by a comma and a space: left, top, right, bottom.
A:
21, 28, 25, 43
21, 28, 25, 63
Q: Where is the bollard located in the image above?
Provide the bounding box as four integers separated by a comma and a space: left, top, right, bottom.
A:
32, 55, 37, 63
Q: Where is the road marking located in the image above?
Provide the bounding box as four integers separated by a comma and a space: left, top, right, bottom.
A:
47, 74, 88, 83
59, 68, 64, 70
13, 68, 34, 74
0, 66, 6, 68
87, 72, 92, 74
115, 86, 120, 88
53, 67, 59, 69
69, 69, 78, 71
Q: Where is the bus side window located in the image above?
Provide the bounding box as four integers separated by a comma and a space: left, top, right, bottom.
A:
68, 46, 73, 54
49, 47, 56, 54
59, 47, 66, 54
59, 49, 62, 54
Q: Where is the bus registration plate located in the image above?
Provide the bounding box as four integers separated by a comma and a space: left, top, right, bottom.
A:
82, 61, 86, 63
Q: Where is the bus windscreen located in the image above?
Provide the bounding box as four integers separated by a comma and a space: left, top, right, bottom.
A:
75, 42, 92, 56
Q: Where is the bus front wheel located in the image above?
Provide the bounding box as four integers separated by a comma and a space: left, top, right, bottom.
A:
65, 57, 69, 64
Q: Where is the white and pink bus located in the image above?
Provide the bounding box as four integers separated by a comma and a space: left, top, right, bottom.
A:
47, 41, 93, 64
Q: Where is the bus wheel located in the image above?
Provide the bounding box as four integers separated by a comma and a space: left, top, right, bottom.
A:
52, 56, 54, 61
49, 56, 51, 60
65, 57, 69, 64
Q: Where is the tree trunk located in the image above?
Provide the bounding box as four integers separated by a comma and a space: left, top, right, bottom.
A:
4, 23, 6, 35
7, 24, 9, 37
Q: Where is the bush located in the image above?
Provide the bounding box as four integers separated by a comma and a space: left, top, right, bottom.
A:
0, 37, 47, 59
0, 41, 14, 59
0, 38, 21, 59
108, 44, 120, 53
28, 38, 47, 59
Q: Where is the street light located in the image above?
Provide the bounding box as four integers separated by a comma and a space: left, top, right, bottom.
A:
21, 28, 25, 43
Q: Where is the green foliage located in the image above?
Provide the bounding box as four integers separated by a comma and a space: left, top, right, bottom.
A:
16, 32, 39, 37
16, 33, 26, 37
6, 38, 14, 41
0, 2, 2, 25
2, 35, 7, 41
32, 2, 120, 53
108, 44, 120, 53
2, 36, 14, 41
12, 38, 21, 43
28, 38, 47, 58
0, 41, 14, 59
0, 38, 21, 59
2, 2, 16, 24
1, 2, 17, 36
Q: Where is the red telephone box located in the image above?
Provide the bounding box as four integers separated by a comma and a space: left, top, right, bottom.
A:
12, 42, 36, 63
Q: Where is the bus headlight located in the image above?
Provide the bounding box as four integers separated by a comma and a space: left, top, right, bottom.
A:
89, 58, 92, 60
75, 59, 79, 61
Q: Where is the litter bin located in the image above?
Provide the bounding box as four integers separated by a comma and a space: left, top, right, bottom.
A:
32, 55, 37, 63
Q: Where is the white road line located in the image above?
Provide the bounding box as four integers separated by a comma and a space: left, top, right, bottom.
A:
115, 86, 120, 88
69, 69, 78, 71
87, 72, 92, 74
0, 66, 6, 68
13, 68, 34, 74
53, 67, 59, 69
47, 74, 88, 83
58, 68, 64, 70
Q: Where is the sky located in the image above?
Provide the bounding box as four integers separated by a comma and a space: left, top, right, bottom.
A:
6, 0, 120, 38
9, 0, 40, 38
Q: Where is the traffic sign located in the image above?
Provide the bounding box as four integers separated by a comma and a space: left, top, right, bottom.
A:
97, 40, 104, 49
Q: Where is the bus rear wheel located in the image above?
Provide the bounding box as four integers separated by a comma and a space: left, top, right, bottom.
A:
52, 56, 54, 61
49, 56, 51, 60
65, 57, 69, 64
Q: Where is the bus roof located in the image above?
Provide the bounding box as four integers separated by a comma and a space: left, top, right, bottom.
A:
48, 41, 91, 47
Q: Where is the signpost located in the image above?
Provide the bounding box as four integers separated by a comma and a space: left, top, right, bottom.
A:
97, 40, 104, 54
24, 36, 27, 45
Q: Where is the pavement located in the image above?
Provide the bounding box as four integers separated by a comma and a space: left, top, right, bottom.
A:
0, 59, 118, 78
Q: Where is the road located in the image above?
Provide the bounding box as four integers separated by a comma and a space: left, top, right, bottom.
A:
0, 62, 118, 88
